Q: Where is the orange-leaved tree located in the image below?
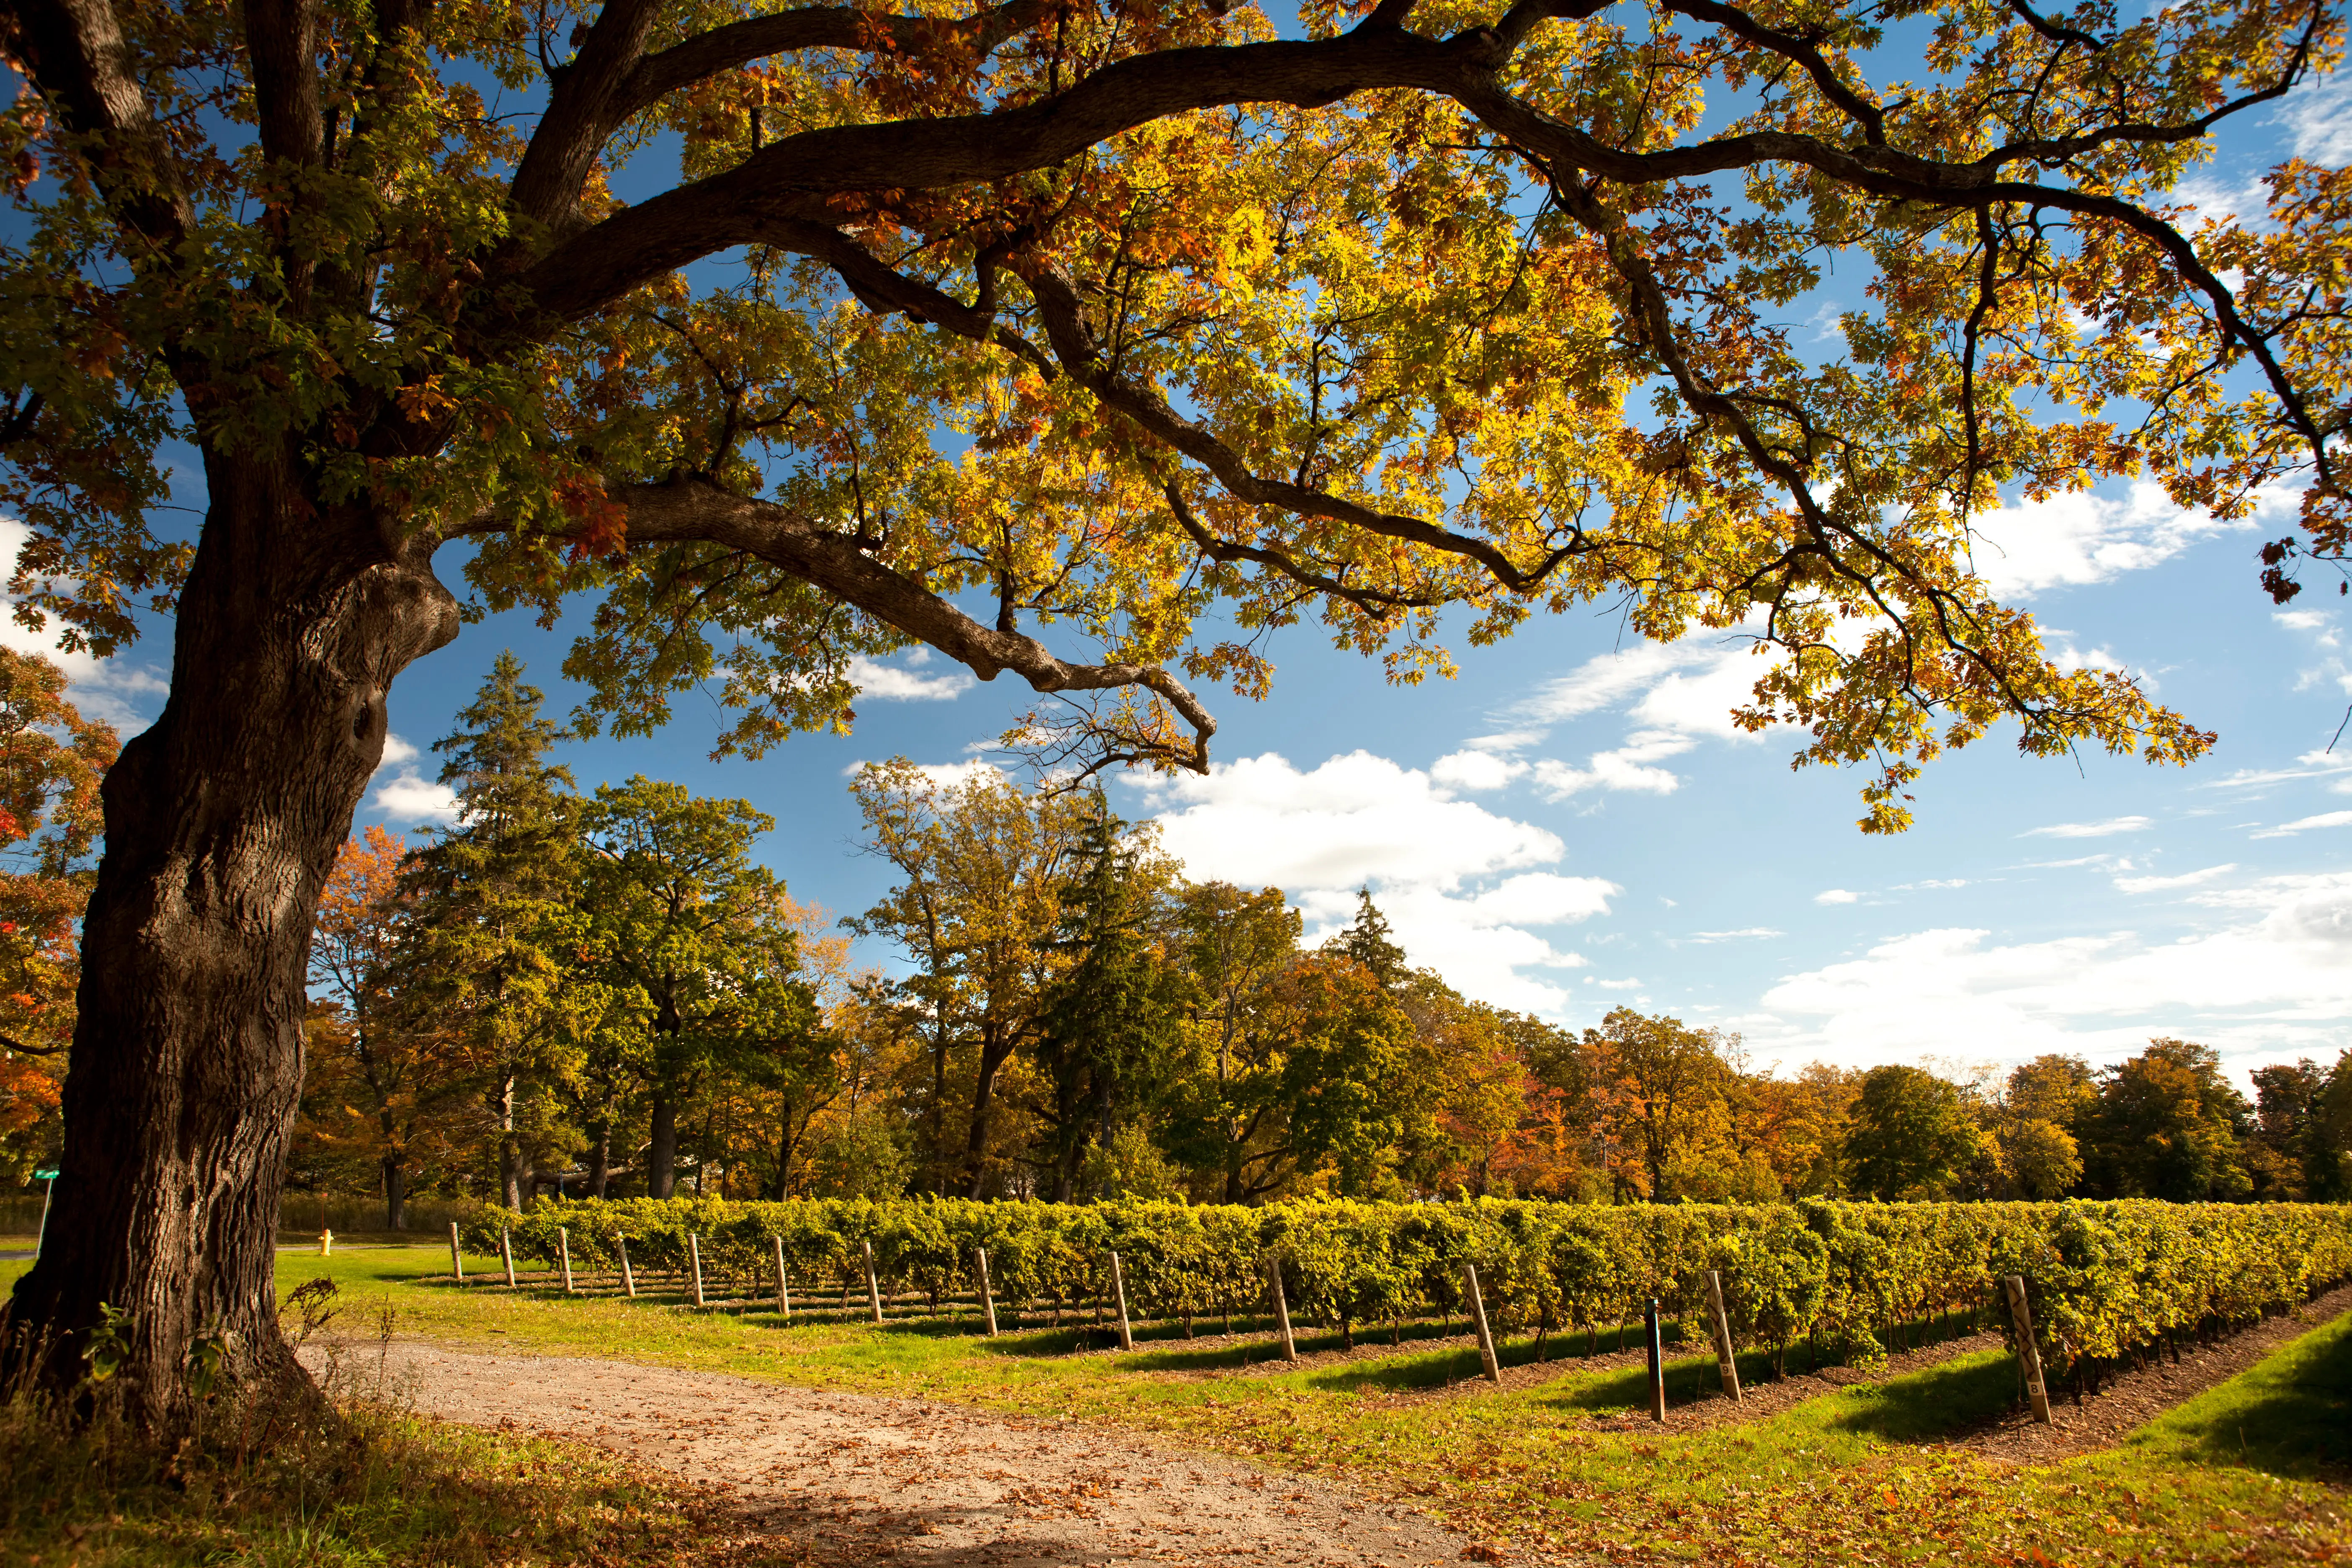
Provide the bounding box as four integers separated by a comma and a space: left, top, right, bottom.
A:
3, 0, 2346, 1416
0, 648, 113, 1188
296, 825, 477, 1229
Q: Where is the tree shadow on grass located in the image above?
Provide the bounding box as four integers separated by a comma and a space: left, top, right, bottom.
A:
2126, 1313, 2352, 1482
1815, 1350, 2020, 1442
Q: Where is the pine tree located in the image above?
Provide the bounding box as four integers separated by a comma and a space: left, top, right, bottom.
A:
390, 654, 599, 1209
1034, 799, 1182, 1202
1328, 889, 1407, 988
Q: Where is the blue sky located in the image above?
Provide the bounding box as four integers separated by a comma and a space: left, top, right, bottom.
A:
10, 19, 2352, 1091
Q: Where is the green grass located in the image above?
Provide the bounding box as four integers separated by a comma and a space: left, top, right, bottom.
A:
5, 1241, 2348, 1565
2119, 1307, 2352, 1480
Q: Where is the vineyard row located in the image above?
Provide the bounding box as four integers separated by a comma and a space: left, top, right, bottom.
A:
465, 1195, 2352, 1381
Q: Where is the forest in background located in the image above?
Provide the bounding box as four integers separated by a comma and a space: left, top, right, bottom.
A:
3, 651, 2349, 1222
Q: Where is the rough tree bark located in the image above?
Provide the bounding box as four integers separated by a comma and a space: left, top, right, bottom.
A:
3, 455, 457, 1423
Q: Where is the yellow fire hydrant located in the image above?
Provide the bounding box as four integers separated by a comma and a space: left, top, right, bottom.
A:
317, 1227, 335, 1257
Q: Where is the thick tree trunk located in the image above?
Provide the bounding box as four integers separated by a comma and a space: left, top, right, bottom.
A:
648, 1093, 677, 1199
1, 449, 459, 1425
382, 1156, 407, 1231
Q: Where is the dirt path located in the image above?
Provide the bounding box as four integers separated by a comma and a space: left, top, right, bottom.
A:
318, 1342, 1473, 1568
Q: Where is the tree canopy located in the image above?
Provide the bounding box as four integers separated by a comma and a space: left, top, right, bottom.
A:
5, 0, 2341, 824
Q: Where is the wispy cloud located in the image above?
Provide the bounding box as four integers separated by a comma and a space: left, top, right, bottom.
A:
2115, 864, 2237, 893
2198, 748, 2352, 791
2280, 68, 2352, 165
2022, 815, 2153, 839
1531, 731, 1695, 798
2251, 810, 2352, 839
1815, 888, 1859, 904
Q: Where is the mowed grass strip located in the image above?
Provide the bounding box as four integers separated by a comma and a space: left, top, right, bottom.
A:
5, 1243, 2347, 1565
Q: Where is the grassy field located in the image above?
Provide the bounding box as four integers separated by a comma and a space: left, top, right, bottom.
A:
1, 1240, 2346, 1566
15, 1240, 2348, 1565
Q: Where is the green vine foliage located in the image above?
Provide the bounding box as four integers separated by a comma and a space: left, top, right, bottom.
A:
466, 1196, 2352, 1378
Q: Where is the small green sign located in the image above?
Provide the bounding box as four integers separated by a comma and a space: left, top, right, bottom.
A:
33, 1168, 57, 1179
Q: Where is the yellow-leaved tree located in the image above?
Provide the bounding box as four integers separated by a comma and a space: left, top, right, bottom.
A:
1, 0, 2344, 1416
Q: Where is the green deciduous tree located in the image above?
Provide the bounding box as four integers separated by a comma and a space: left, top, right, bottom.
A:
2080, 1038, 2253, 1202
577, 776, 812, 1198
846, 761, 1091, 1196
1842, 1065, 1990, 1201
1162, 880, 1305, 1203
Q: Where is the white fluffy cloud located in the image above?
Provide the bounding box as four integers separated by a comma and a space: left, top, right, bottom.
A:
1430, 748, 1528, 792
1965, 481, 2288, 598
1814, 888, 1859, 905
846, 648, 974, 701
367, 769, 462, 826
362, 731, 464, 825
1127, 750, 1615, 1014
1755, 872, 2352, 1075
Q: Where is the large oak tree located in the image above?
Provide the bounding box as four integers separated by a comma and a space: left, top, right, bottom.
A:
0, 0, 2344, 1420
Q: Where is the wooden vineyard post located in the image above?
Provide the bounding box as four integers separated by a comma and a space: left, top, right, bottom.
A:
773, 1236, 791, 1318
618, 1235, 637, 1298
1644, 1298, 1666, 1423
863, 1240, 885, 1325
500, 1227, 517, 1288
2004, 1275, 2053, 1425
689, 1233, 707, 1308
559, 1227, 575, 1294
1704, 1271, 1741, 1401
1109, 1251, 1135, 1351
448, 1221, 464, 1282
1462, 1263, 1502, 1383
975, 1248, 999, 1336
1266, 1257, 1298, 1362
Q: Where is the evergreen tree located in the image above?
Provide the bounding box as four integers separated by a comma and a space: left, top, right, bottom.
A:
1327, 889, 1408, 987
390, 654, 598, 1209
1032, 800, 1183, 1201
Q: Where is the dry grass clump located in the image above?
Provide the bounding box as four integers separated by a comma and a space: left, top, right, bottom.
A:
0, 1280, 781, 1568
